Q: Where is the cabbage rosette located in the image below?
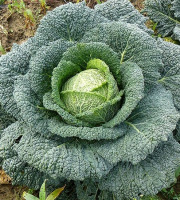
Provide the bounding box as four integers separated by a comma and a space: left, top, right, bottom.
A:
0, 0, 180, 199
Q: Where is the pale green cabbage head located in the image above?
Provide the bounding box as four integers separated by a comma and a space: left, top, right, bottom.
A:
60, 59, 122, 125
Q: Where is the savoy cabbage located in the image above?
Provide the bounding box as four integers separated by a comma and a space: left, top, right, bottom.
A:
0, 0, 180, 199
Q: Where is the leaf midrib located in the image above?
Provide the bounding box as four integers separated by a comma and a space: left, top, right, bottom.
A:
148, 5, 180, 25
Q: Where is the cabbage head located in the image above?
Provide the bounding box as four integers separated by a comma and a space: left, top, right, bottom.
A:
0, 0, 180, 199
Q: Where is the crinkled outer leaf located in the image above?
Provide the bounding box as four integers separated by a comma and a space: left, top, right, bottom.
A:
104, 61, 144, 128
98, 191, 114, 200
0, 121, 22, 166
172, 0, 180, 41
157, 39, 180, 139
13, 76, 50, 135
27, 39, 74, 99
0, 104, 15, 132
82, 22, 162, 86
15, 130, 113, 181
159, 62, 180, 109
175, 121, 180, 141
95, 0, 150, 33
0, 122, 23, 160
0, 34, 53, 118
0, 122, 64, 189
157, 39, 180, 110
0, 26, 73, 122
76, 180, 99, 200
75, 180, 114, 200
58, 181, 114, 200
47, 117, 127, 141
94, 85, 179, 164
0, 45, 32, 118
172, 0, 180, 19
57, 181, 77, 200
99, 137, 180, 199
3, 157, 63, 190
143, 0, 180, 40
36, 2, 109, 42
173, 24, 180, 41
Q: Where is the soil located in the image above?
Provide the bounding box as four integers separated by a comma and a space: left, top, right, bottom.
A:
0, 184, 28, 200
0, 169, 27, 200
0, 169, 11, 184
0, 0, 180, 200
0, 0, 65, 55
131, 0, 144, 10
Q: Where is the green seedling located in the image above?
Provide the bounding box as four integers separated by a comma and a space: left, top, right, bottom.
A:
8, 0, 25, 13
96, 0, 102, 4
0, 41, 6, 55
39, 0, 49, 14
24, 8, 35, 28
152, 22, 158, 32
23, 180, 65, 200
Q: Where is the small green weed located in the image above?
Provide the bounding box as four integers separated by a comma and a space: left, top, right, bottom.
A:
39, 0, 49, 14
0, 41, 6, 55
23, 180, 65, 200
24, 8, 35, 28
8, 0, 25, 13
8, 0, 35, 28
152, 22, 158, 32
96, 0, 102, 4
